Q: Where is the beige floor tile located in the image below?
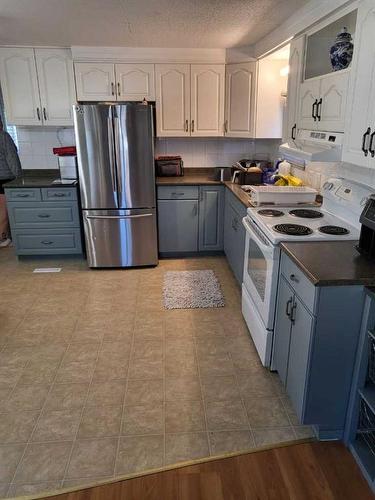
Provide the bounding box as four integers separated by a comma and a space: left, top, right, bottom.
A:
244, 397, 290, 428
0, 483, 9, 497
0, 346, 35, 368
209, 430, 254, 455
55, 360, 96, 384
0, 366, 23, 390
128, 358, 163, 380
125, 379, 164, 406
14, 441, 72, 482
280, 396, 300, 425
193, 321, 226, 338
134, 324, 164, 341
65, 438, 117, 479
0, 388, 11, 404
7, 481, 62, 498
0, 444, 25, 482
166, 400, 206, 433
92, 354, 129, 382
115, 435, 164, 475
237, 372, 279, 398
44, 383, 89, 411
70, 327, 105, 344
86, 380, 126, 407
2, 385, 50, 412
165, 432, 209, 465
201, 375, 240, 402
100, 341, 132, 356
198, 353, 234, 378
78, 406, 122, 438
293, 425, 315, 439
131, 340, 163, 361
122, 403, 164, 436
165, 338, 195, 356
165, 353, 198, 378
18, 360, 60, 386
195, 337, 229, 358
31, 409, 81, 442
63, 343, 100, 364
253, 427, 296, 447
165, 377, 202, 402
205, 400, 249, 431
0, 410, 39, 444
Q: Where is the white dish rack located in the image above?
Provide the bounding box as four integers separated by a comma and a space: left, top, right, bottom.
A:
241, 185, 318, 206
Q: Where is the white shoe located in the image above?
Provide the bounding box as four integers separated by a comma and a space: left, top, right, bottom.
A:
0, 238, 11, 248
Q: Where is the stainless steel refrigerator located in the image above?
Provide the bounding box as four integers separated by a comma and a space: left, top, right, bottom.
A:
73, 103, 158, 268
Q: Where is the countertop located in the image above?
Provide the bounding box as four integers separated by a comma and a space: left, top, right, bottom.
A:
4, 171, 77, 188
156, 169, 252, 207
281, 241, 375, 287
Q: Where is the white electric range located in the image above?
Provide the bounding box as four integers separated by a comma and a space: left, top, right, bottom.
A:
241, 177, 374, 367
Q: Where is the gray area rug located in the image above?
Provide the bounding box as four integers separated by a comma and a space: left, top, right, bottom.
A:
163, 270, 225, 309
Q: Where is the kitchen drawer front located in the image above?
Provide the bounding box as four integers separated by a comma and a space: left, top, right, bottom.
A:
280, 252, 316, 312
5, 188, 41, 202
7, 202, 80, 228
225, 186, 247, 218
12, 229, 82, 255
41, 187, 77, 201
157, 186, 199, 200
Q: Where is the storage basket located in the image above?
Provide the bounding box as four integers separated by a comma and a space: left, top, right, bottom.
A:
368, 331, 375, 385
358, 397, 375, 456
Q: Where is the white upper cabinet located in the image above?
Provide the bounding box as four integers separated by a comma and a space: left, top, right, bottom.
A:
343, 0, 375, 168
155, 64, 191, 137
190, 64, 225, 137
225, 62, 256, 138
74, 62, 116, 101
0, 47, 41, 125
298, 79, 321, 130
0, 47, 74, 126
319, 71, 349, 132
285, 37, 304, 142
35, 48, 75, 126
116, 64, 155, 101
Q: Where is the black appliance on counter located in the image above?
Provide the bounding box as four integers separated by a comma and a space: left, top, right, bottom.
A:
357, 195, 375, 258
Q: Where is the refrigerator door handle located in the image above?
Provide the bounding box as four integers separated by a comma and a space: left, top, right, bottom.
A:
113, 115, 123, 205
86, 214, 153, 220
107, 110, 119, 207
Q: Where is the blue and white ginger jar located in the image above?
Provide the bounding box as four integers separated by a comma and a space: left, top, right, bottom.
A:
330, 27, 354, 71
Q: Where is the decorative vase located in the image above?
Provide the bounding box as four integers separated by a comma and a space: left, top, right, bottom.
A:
330, 27, 354, 71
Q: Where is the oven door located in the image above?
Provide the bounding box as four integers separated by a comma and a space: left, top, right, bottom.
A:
242, 216, 280, 329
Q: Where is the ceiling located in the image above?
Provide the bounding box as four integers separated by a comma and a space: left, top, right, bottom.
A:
0, 0, 310, 49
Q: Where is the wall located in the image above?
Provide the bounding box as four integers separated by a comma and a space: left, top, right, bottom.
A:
16, 126, 282, 170
16, 127, 75, 170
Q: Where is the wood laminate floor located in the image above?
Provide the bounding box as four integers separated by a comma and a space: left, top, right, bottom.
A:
44, 441, 373, 500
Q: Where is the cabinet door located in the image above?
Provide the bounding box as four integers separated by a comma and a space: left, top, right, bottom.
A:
285, 36, 304, 141
35, 49, 75, 126
116, 64, 155, 101
0, 48, 41, 126
158, 199, 198, 253
225, 62, 256, 138
318, 72, 349, 132
298, 79, 320, 130
223, 200, 246, 284
343, 0, 375, 168
273, 275, 294, 385
191, 64, 225, 137
286, 295, 314, 422
155, 64, 190, 137
198, 186, 224, 251
74, 62, 116, 101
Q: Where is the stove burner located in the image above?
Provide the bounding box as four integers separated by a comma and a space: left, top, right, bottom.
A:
274, 224, 313, 236
258, 209, 284, 217
318, 225, 350, 235
289, 209, 323, 219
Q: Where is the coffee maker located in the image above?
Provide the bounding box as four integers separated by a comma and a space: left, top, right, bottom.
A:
357, 195, 375, 258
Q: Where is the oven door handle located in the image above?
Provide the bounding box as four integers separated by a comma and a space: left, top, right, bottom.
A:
242, 217, 274, 255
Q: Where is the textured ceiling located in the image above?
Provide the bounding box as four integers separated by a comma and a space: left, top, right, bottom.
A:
0, 0, 310, 48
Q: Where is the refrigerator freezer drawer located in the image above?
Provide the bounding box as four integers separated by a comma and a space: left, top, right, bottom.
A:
83, 209, 158, 268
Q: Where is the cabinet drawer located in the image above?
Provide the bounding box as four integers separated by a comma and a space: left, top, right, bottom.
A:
7, 202, 80, 228
12, 229, 82, 255
157, 186, 199, 200
41, 187, 77, 201
281, 252, 316, 312
5, 188, 41, 202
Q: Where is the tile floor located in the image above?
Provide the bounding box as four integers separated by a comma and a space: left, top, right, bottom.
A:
0, 248, 313, 498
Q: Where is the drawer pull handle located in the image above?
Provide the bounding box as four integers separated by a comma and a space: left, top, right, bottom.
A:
38, 214, 51, 218
290, 302, 297, 323
286, 297, 293, 317
171, 192, 185, 196
41, 240, 53, 245
52, 193, 66, 197
16, 193, 30, 198
290, 274, 299, 283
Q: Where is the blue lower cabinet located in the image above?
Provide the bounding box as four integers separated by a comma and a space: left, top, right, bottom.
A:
223, 188, 247, 284
273, 250, 365, 438
198, 186, 224, 251
158, 199, 199, 253
5, 186, 83, 256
